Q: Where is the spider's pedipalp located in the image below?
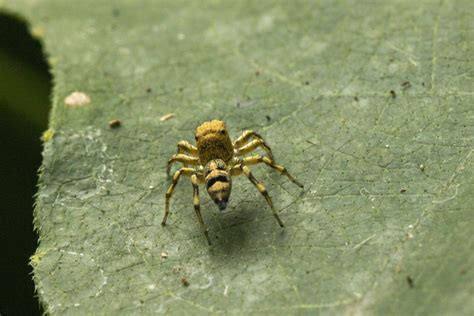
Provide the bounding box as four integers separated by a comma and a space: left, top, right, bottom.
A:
191, 174, 211, 245
241, 155, 303, 188
166, 154, 200, 176
162, 167, 196, 226
240, 165, 284, 227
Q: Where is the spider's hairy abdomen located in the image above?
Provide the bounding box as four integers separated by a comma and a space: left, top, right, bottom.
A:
195, 120, 233, 164
204, 159, 232, 211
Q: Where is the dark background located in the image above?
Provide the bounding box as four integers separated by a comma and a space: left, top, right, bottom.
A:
0, 12, 51, 315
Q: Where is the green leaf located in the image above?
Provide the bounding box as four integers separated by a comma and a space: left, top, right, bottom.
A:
5, 1, 473, 314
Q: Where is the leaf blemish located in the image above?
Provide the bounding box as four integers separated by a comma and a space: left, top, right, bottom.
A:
181, 276, 190, 287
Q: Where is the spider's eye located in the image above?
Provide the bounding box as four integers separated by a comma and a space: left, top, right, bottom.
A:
195, 136, 199, 141
220, 130, 226, 135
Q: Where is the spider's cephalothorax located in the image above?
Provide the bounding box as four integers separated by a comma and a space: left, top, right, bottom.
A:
162, 119, 303, 245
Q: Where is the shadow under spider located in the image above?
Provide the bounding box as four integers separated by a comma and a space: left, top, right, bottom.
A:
206, 198, 287, 258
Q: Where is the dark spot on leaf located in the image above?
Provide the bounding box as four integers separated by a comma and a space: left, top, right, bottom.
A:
266, 115, 271, 121
390, 90, 396, 98
108, 119, 121, 128
146, 88, 152, 93
401, 80, 411, 89
181, 276, 189, 287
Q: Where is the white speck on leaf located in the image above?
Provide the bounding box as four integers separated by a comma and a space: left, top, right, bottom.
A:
64, 91, 91, 107
160, 113, 175, 121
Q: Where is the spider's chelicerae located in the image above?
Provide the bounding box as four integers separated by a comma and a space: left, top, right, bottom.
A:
162, 120, 303, 244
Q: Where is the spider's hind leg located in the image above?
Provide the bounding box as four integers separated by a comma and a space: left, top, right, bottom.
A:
240, 165, 284, 227
191, 174, 211, 245
162, 167, 195, 226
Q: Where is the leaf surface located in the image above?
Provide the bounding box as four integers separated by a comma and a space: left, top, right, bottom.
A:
4, 1, 473, 314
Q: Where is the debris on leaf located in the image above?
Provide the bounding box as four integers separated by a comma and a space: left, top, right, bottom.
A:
401, 80, 411, 89
30, 26, 45, 39
30, 250, 47, 267
108, 119, 121, 128
65, 91, 91, 107
419, 164, 425, 172
390, 90, 396, 98
400, 188, 406, 193
160, 113, 175, 121
41, 128, 55, 142
406, 276, 414, 288
172, 265, 182, 274
181, 276, 190, 287
160, 252, 168, 259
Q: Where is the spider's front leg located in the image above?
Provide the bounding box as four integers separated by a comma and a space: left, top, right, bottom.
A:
166, 154, 199, 177
162, 167, 195, 226
233, 130, 274, 160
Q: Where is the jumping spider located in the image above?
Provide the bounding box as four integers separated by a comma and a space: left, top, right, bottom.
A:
162, 120, 303, 244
